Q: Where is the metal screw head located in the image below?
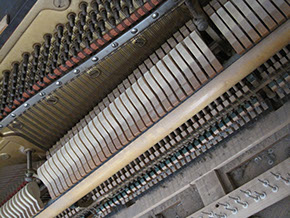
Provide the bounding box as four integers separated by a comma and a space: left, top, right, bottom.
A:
56, 81, 62, 86
92, 56, 98, 62
268, 159, 274, 165
10, 113, 16, 117
39, 92, 46, 97
23, 103, 30, 108
132, 37, 147, 47
0, 124, 3, 129
152, 12, 159, 19
87, 69, 102, 78
111, 42, 119, 48
0, 153, 10, 160
131, 28, 138, 34
12, 120, 23, 129
73, 69, 80, 74
53, 0, 70, 9
46, 96, 59, 105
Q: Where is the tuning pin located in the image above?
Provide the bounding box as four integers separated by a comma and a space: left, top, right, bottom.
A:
11, 63, 20, 101
2, 71, 10, 105
122, 5, 130, 17
91, 1, 99, 13
33, 44, 41, 58
75, 22, 83, 35
135, 0, 143, 7
86, 31, 93, 42
80, 14, 86, 26
98, 19, 106, 32
71, 46, 78, 57
126, 0, 133, 8
56, 25, 64, 39
112, 7, 120, 20
84, 37, 91, 48
89, 22, 96, 34
100, 8, 108, 21
96, 27, 103, 38
113, 0, 121, 10
108, 16, 116, 27
22, 53, 29, 68
73, 41, 81, 52
80, 2, 87, 16
68, 13, 76, 27
104, 0, 112, 12
44, 34, 52, 48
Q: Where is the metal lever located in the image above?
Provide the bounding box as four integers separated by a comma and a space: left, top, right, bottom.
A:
25, 149, 36, 182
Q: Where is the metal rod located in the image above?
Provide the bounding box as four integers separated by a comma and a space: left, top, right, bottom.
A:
27, 149, 33, 171
35, 20, 290, 218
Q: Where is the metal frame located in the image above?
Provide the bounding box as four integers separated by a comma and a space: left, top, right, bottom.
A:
0, 0, 180, 129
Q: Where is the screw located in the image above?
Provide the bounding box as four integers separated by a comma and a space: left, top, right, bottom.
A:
10, 113, 16, 117
131, 28, 138, 34
271, 172, 281, 180
56, 81, 62, 86
254, 156, 262, 163
0, 124, 3, 129
218, 202, 230, 208
254, 191, 267, 199
241, 190, 260, 202
240, 189, 251, 196
23, 103, 30, 108
229, 196, 248, 208
258, 179, 278, 192
214, 213, 227, 218
268, 159, 274, 165
53, 0, 69, 9
39, 92, 46, 97
258, 179, 269, 187
201, 211, 214, 217
73, 69, 80, 74
92, 56, 98, 62
132, 37, 146, 47
225, 207, 238, 214
152, 12, 159, 19
228, 196, 240, 202
237, 200, 248, 208
281, 176, 290, 185
112, 42, 119, 48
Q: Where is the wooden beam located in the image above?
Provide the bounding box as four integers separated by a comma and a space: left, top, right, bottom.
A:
0, 15, 9, 35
